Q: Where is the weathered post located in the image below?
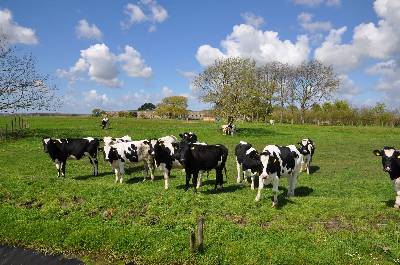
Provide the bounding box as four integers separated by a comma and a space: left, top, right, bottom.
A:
189, 229, 196, 252
197, 216, 204, 251
11, 120, 14, 133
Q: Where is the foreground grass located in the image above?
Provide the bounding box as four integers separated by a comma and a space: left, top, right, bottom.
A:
0, 116, 399, 264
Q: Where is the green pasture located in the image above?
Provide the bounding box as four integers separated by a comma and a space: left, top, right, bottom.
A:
0, 116, 399, 264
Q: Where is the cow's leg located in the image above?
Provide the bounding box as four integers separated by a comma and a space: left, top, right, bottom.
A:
112, 161, 119, 183
197, 171, 203, 189
306, 157, 311, 175
185, 170, 191, 191
118, 162, 125, 183
288, 174, 297, 197
148, 159, 155, 181
236, 160, 242, 184
164, 167, 171, 190
193, 171, 199, 192
88, 156, 98, 176
61, 160, 66, 177
255, 175, 265, 202
55, 159, 61, 178
251, 173, 255, 190
394, 178, 400, 209
272, 175, 280, 207
217, 168, 223, 188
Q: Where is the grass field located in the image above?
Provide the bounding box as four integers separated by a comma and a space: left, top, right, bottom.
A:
0, 116, 400, 264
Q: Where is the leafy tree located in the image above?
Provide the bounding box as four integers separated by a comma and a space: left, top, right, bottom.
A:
292, 60, 340, 123
0, 35, 58, 112
92, 108, 104, 117
138, 102, 156, 111
155, 96, 188, 118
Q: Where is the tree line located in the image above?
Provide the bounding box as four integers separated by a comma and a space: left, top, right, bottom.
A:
193, 57, 340, 123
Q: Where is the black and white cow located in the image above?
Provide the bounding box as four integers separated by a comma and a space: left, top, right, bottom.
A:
42, 137, 100, 178
235, 141, 262, 190
297, 138, 315, 175
151, 135, 182, 189
179, 132, 198, 143
103, 135, 132, 146
101, 117, 109, 129
373, 147, 400, 209
222, 123, 235, 135
256, 145, 302, 207
174, 139, 228, 192
103, 140, 154, 183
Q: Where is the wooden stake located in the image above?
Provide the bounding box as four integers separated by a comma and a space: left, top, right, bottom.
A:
197, 217, 204, 251
189, 229, 196, 252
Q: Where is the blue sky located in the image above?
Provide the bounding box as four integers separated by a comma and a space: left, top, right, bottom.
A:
2, 0, 400, 113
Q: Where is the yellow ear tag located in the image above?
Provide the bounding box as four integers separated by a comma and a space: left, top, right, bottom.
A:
398, 154, 400, 159
191, 147, 195, 150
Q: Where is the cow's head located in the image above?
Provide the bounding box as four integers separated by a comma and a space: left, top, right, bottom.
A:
259, 151, 280, 178
373, 147, 400, 173
179, 132, 198, 143
104, 144, 119, 162
297, 139, 314, 155
142, 140, 154, 156
173, 140, 192, 166
42, 138, 52, 153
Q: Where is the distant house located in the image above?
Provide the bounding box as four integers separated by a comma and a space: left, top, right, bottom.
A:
187, 110, 215, 121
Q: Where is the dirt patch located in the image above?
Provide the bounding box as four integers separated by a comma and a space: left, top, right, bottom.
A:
72, 195, 83, 205
310, 217, 354, 231
128, 205, 148, 217
102, 208, 116, 220
224, 214, 248, 227
19, 199, 43, 209
260, 221, 272, 230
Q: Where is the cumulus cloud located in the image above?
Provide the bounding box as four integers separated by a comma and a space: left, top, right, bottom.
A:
298, 12, 332, 33
195, 24, 310, 67
0, 8, 38, 45
57, 43, 152, 87
122, 0, 168, 32
161, 86, 173, 97
292, 0, 340, 7
118, 45, 152, 78
75, 19, 103, 40
335, 74, 361, 101
315, 0, 400, 72
241, 12, 264, 29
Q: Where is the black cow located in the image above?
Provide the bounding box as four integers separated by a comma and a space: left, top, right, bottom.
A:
174, 139, 228, 192
256, 144, 303, 206
101, 117, 109, 129
373, 147, 400, 209
179, 132, 198, 143
42, 137, 100, 178
235, 141, 262, 189
297, 138, 315, 174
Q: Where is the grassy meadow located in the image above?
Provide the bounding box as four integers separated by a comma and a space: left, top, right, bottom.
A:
0, 116, 399, 264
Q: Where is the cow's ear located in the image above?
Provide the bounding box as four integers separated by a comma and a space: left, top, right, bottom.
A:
373, 150, 382, 156
143, 140, 149, 145
179, 133, 184, 139
297, 142, 301, 145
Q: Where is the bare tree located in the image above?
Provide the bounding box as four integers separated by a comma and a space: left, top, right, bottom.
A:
0, 36, 58, 112
292, 60, 340, 123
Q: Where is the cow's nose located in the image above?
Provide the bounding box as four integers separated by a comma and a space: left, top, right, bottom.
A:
384, 167, 391, 172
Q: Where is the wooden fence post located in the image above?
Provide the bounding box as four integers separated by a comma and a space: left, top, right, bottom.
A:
189, 229, 196, 252
11, 120, 14, 133
197, 216, 204, 251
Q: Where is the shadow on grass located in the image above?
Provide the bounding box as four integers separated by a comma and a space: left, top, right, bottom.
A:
74, 172, 110, 180
384, 199, 396, 208
202, 184, 243, 195
309, 165, 320, 174
295, 186, 314, 197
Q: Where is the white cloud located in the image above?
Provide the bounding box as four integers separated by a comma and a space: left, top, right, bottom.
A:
315, 0, 400, 72
241, 12, 264, 29
292, 0, 340, 7
0, 8, 38, 45
335, 74, 361, 101
161, 86, 173, 97
298, 12, 332, 33
122, 0, 168, 32
75, 19, 103, 40
196, 24, 310, 67
57, 43, 152, 88
83, 89, 110, 104
118, 45, 152, 78
177, 70, 196, 79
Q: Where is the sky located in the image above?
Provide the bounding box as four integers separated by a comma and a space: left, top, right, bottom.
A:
1, 0, 400, 113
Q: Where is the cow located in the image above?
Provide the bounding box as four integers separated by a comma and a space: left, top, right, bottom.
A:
255, 145, 303, 207
101, 117, 109, 129
174, 139, 228, 192
269, 119, 275, 125
373, 147, 400, 209
235, 141, 262, 190
42, 137, 101, 178
179, 132, 198, 143
103, 135, 132, 146
297, 138, 316, 175
222, 122, 235, 135
103, 140, 154, 183
151, 136, 182, 190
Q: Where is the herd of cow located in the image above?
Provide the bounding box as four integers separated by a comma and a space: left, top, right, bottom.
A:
42, 131, 400, 208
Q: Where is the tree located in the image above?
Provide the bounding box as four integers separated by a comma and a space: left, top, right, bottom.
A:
193, 57, 274, 121
292, 60, 340, 123
0, 36, 57, 112
138, 102, 156, 111
155, 96, 188, 118
91, 108, 104, 117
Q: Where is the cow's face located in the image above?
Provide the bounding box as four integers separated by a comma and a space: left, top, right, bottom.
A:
297, 139, 313, 155
260, 152, 280, 178
179, 132, 198, 143
142, 140, 154, 156
42, 138, 52, 153
374, 147, 400, 173
174, 140, 191, 166
104, 145, 118, 162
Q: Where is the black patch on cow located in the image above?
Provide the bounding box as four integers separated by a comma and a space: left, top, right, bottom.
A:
235, 142, 262, 174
